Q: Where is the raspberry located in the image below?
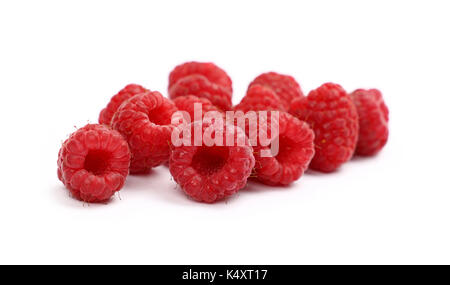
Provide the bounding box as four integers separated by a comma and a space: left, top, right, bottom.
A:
99, 84, 148, 126
169, 74, 232, 111
169, 120, 255, 203
289, 83, 359, 172
350, 89, 389, 156
173, 95, 222, 122
237, 111, 314, 185
249, 72, 304, 110
57, 124, 131, 203
234, 84, 285, 112
168, 61, 232, 92
111, 91, 180, 173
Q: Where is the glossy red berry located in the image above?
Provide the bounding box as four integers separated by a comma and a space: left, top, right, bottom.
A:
57, 124, 131, 202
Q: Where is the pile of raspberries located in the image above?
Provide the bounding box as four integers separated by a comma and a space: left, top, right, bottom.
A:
58, 62, 389, 203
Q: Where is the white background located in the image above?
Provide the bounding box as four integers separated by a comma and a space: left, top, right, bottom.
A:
0, 0, 449, 265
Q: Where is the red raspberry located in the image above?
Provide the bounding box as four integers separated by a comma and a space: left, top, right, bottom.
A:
169, 74, 232, 111
168, 61, 232, 92
57, 124, 131, 203
249, 72, 304, 110
99, 84, 148, 126
234, 84, 285, 112
350, 89, 389, 156
173, 95, 223, 122
237, 111, 314, 185
289, 83, 359, 172
169, 120, 255, 203
111, 91, 180, 173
